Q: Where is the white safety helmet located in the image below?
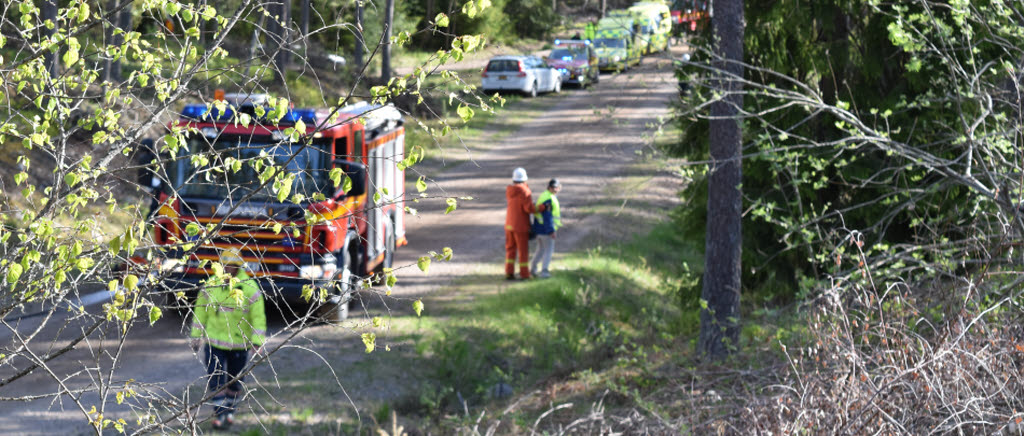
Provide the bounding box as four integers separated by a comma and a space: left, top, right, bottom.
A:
512, 167, 528, 182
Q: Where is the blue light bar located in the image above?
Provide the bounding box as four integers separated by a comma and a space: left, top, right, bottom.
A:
281, 108, 318, 125
181, 104, 208, 120
209, 106, 234, 122
181, 104, 234, 122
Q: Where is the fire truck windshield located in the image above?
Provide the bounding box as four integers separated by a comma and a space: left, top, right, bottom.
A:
170, 135, 330, 202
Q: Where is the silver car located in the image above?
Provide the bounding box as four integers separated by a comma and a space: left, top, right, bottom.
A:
481, 55, 562, 97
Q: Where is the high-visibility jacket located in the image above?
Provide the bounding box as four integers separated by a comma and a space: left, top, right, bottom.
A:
505, 183, 536, 233
190, 270, 266, 350
533, 190, 561, 235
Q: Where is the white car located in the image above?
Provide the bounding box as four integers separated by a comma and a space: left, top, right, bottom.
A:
481, 55, 562, 97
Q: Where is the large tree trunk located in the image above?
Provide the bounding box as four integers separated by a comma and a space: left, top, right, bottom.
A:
697, 0, 744, 360
382, 0, 395, 81
355, 0, 364, 70
271, 0, 292, 83
42, 0, 59, 78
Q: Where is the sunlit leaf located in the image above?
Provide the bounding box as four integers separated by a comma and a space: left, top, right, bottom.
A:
361, 332, 376, 353
413, 299, 424, 316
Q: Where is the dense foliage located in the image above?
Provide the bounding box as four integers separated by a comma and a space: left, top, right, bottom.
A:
673, 0, 1024, 431
672, 0, 1016, 302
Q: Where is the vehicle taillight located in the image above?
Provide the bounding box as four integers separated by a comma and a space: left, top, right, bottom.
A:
481, 69, 488, 78
517, 61, 527, 77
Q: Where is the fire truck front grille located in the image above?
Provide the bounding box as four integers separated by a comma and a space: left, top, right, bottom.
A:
190, 221, 307, 249
188, 246, 303, 275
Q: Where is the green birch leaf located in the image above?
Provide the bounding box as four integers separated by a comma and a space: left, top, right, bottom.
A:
149, 306, 162, 325
361, 332, 376, 353
416, 176, 428, 193
386, 271, 397, 288
412, 299, 424, 316
417, 256, 431, 273
435, 13, 450, 27
123, 274, 139, 290
329, 167, 343, 187
6, 263, 23, 285
341, 175, 352, 194
445, 197, 457, 214
457, 105, 475, 123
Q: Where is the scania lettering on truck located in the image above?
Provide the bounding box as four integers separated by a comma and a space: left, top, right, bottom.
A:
146, 93, 407, 321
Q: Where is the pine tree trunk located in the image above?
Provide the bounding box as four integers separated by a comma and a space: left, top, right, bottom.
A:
697, 0, 744, 360
42, 0, 59, 77
273, 0, 292, 83
355, 0, 364, 70
382, 0, 394, 81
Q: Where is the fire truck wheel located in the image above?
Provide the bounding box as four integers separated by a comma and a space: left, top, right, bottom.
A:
319, 236, 359, 323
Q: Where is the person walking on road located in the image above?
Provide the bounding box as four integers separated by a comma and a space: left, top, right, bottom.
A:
505, 167, 539, 280
531, 178, 562, 278
190, 248, 266, 430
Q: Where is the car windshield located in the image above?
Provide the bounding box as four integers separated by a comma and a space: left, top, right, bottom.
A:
171, 134, 330, 202
549, 47, 587, 60
594, 39, 626, 49
486, 59, 521, 72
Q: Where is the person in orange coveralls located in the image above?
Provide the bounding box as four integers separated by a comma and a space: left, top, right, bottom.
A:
505, 167, 541, 280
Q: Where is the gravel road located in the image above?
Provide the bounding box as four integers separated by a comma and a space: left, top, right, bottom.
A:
0, 44, 684, 435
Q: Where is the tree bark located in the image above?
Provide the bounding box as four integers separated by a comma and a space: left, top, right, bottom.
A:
103, 1, 132, 82
698, 0, 744, 360
301, 0, 310, 57
272, 0, 292, 82
42, 0, 59, 78
355, 0, 364, 70
382, 0, 395, 82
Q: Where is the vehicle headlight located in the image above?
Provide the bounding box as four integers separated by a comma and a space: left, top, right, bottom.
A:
299, 256, 338, 279
613, 56, 621, 62
299, 264, 324, 279
161, 259, 184, 273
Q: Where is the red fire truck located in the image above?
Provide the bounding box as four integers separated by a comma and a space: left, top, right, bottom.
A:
147, 93, 407, 321
671, 0, 709, 34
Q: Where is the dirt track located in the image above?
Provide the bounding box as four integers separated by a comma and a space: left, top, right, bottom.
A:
0, 45, 683, 434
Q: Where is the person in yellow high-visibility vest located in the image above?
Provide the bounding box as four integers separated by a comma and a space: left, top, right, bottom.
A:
190, 248, 266, 430
531, 178, 562, 278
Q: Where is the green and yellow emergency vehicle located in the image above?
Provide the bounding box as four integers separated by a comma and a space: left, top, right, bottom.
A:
603, 10, 646, 55
628, 1, 673, 54
595, 13, 641, 71
593, 34, 640, 72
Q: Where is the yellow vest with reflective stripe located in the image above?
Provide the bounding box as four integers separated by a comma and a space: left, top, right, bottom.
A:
190, 270, 266, 350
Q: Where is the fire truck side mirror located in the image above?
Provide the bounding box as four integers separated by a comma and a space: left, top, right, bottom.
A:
332, 159, 367, 198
